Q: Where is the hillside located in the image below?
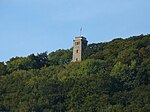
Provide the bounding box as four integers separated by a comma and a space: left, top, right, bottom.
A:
0, 34, 150, 111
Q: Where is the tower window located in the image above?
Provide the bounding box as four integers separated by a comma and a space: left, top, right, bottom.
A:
75, 42, 80, 45
76, 50, 79, 53
76, 58, 78, 61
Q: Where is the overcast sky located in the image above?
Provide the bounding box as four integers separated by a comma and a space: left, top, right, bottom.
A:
0, 0, 150, 62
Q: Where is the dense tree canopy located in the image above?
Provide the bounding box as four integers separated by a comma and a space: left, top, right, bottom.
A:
0, 34, 150, 111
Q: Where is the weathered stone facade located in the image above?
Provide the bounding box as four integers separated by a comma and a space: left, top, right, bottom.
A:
72, 36, 88, 62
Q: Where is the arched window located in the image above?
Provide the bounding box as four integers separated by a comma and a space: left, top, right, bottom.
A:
76, 58, 78, 61
76, 50, 79, 53
75, 42, 80, 45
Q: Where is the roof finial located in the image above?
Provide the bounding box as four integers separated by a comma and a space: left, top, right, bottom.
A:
80, 27, 82, 36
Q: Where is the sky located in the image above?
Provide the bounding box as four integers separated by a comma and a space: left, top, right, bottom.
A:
0, 0, 150, 62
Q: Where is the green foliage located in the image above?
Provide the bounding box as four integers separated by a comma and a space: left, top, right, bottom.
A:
48, 49, 72, 65
0, 62, 6, 76
79, 59, 106, 76
0, 34, 150, 111
6, 52, 49, 73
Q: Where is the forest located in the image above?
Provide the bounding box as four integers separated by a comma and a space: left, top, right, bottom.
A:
0, 34, 150, 112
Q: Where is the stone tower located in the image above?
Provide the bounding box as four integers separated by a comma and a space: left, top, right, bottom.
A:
72, 36, 88, 62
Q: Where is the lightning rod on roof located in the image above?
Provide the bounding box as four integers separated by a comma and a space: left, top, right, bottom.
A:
80, 27, 82, 36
